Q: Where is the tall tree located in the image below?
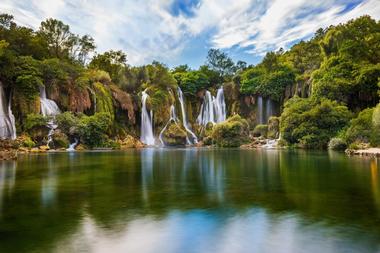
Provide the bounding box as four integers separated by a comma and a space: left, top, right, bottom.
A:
206, 49, 235, 80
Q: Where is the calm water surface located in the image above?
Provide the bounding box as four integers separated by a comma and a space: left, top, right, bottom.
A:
0, 149, 380, 253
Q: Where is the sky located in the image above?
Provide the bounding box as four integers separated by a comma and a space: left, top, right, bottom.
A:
0, 0, 379, 68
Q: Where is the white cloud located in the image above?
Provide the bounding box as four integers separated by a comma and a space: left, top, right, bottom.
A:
212, 0, 380, 55
0, 0, 379, 65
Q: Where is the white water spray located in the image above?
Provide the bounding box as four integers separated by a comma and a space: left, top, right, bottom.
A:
40, 86, 60, 148
0, 84, 16, 140
159, 105, 178, 146
140, 90, 155, 145
197, 87, 227, 126
66, 138, 79, 151
177, 87, 198, 144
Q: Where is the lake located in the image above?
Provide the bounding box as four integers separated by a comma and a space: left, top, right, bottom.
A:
0, 149, 380, 253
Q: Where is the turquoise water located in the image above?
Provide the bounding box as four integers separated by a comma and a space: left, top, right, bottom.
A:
0, 149, 379, 252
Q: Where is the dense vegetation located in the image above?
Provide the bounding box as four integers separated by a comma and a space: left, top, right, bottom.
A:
0, 12, 379, 150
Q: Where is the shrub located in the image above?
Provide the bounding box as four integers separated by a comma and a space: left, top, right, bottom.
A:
55, 112, 79, 135
343, 108, 374, 144
212, 115, 249, 147
78, 112, 112, 148
267, 116, 280, 139
328, 137, 347, 150
253, 124, 268, 138
371, 103, 380, 146
280, 97, 352, 149
24, 113, 49, 131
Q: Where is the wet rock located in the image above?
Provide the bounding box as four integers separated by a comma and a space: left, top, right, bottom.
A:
161, 122, 187, 146
0, 150, 17, 160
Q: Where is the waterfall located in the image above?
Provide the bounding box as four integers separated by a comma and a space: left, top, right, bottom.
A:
197, 87, 227, 126
257, 96, 264, 124
0, 84, 16, 140
40, 86, 60, 148
159, 105, 178, 146
66, 138, 79, 151
177, 87, 198, 144
214, 87, 226, 123
265, 98, 274, 122
140, 89, 155, 145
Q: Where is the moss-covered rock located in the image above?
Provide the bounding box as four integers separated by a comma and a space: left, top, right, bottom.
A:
162, 122, 187, 146
51, 130, 69, 149
253, 124, 268, 138
23, 114, 50, 144
119, 135, 144, 149
328, 137, 347, 150
212, 115, 249, 147
267, 117, 280, 139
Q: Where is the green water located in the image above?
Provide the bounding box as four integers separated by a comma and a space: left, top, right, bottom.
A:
0, 149, 380, 253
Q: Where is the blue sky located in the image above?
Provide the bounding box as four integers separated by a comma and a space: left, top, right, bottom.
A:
0, 0, 379, 68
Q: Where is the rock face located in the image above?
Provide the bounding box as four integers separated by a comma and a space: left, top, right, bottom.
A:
211, 115, 250, 147
161, 122, 187, 146
51, 130, 69, 149
267, 116, 280, 139
119, 135, 144, 149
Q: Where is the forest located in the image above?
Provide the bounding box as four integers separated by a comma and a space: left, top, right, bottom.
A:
0, 13, 379, 153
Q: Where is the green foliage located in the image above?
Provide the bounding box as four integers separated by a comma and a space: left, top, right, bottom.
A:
343, 108, 374, 144
55, 112, 79, 135
206, 49, 235, 80
89, 50, 126, 83
93, 82, 114, 116
240, 52, 295, 101
328, 138, 347, 150
371, 103, 380, 146
253, 124, 268, 138
176, 71, 210, 95
212, 115, 249, 147
267, 116, 280, 139
24, 113, 49, 131
280, 97, 352, 148
78, 112, 112, 148
14, 56, 43, 100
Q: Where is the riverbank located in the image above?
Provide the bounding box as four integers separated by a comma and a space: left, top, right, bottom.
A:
346, 148, 380, 157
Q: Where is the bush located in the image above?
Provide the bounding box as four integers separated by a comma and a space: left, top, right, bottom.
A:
343, 108, 374, 144
24, 114, 49, 131
267, 116, 280, 139
253, 124, 268, 138
212, 115, 249, 147
78, 112, 112, 148
328, 137, 347, 150
280, 97, 352, 149
55, 112, 79, 135
372, 103, 380, 146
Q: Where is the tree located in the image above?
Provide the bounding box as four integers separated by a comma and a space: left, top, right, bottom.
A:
176, 71, 210, 95
206, 49, 235, 80
38, 18, 75, 59
89, 50, 127, 83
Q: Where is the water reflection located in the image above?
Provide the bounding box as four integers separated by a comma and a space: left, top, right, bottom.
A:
0, 150, 379, 252
0, 160, 16, 213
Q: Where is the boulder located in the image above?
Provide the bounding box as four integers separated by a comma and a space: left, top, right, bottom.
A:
51, 130, 69, 149
211, 115, 250, 147
161, 122, 187, 146
267, 117, 280, 139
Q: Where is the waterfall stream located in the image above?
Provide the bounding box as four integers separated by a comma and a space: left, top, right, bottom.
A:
0, 84, 16, 140
40, 86, 60, 148
66, 138, 79, 151
140, 89, 155, 145
197, 87, 226, 126
177, 87, 198, 144
159, 105, 178, 146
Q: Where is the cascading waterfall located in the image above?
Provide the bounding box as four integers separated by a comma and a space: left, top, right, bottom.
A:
66, 138, 79, 151
214, 87, 226, 123
159, 105, 178, 146
140, 89, 155, 145
177, 87, 198, 144
0, 84, 16, 140
40, 86, 60, 148
257, 96, 264, 124
197, 87, 227, 126
265, 98, 274, 122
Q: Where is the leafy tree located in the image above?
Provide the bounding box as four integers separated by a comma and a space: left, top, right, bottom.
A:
176, 71, 210, 95
280, 97, 352, 148
206, 49, 235, 80
89, 50, 126, 83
